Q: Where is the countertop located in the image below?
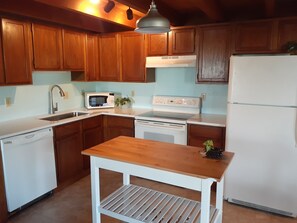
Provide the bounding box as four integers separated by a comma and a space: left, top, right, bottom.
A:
0, 108, 226, 140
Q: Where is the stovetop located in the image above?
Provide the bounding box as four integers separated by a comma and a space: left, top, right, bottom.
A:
135, 96, 201, 124
137, 111, 195, 121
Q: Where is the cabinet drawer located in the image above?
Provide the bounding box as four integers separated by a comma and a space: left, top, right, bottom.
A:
104, 115, 134, 128
82, 116, 102, 130
54, 121, 81, 139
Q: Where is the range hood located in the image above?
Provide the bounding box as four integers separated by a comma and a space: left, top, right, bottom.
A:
146, 55, 197, 68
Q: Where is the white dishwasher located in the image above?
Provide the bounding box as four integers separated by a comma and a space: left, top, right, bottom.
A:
0, 127, 57, 212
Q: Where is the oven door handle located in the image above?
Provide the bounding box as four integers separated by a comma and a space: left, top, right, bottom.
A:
135, 120, 186, 130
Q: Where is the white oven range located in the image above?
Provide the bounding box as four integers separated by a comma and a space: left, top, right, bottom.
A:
135, 96, 201, 145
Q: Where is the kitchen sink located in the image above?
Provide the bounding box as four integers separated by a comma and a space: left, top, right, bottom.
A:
40, 111, 89, 121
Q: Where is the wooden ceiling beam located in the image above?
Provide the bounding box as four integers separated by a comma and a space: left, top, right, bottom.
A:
264, 0, 276, 17
35, 0, 145, 29
188, 0, 224, 21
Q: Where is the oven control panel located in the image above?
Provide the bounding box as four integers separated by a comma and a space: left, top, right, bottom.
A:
153, 96, 201, 108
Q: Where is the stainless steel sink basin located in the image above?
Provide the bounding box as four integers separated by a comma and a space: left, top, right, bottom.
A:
40, 112, 89, 121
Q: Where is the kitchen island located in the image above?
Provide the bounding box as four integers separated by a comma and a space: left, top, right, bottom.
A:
82, 136, 234, 223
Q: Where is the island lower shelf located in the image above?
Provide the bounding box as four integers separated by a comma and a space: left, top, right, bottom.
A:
100, 184, 219, 223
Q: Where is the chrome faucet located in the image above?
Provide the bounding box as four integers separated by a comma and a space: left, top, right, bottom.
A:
49, 85, 65, 114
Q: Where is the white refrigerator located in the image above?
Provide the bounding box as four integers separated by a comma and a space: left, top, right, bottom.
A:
224, 55, 297, 217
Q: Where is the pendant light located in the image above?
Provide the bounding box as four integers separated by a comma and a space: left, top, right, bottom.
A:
135, 0, 170, 34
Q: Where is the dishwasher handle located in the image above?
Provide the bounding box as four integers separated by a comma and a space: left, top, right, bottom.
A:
2, 128, 53, 145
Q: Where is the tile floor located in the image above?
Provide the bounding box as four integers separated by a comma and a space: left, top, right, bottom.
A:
7, 170, 297, 223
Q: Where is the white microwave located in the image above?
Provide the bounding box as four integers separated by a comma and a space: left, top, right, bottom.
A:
85, 92, 118, 109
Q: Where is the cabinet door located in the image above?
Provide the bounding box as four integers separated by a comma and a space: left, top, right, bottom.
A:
198, 25, 231, 83
234, 21, 275, 53
32, 23, 63, 70
187, 124, 226, 150
147, 33, 168, 56
54, 121, 83, 185
120, 32, 146, 82
2, 18, 32, 85
277, 19, 297, 50
55, 132, 83, 183
171, 28, 196, 55
103, 115, 134, 141
62, 29, 86, 70
86, 34, 99, 81
82, 116, 103, 169
98, 34, 120, 81
0, 34, 4, 85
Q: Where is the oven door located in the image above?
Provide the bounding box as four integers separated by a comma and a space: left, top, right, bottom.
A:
134, 119, 187, 145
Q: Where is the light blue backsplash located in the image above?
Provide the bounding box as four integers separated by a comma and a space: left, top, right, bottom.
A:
0, 72, 96, 122
0, 68, 228, 122
96, 68, 228, 114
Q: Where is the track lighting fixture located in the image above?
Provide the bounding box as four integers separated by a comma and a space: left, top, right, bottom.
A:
104, 0, 115, 13
135, 0, 170, 34
126, 7, 133, 20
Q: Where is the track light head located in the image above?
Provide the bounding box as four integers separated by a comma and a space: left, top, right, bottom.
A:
126, 7, 133, 20
104, 0, 115, 13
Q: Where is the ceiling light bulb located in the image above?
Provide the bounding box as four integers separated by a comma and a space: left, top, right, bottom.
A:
126, 7, 133, 20
135, 0, 170, 34
90, 0, 100, 4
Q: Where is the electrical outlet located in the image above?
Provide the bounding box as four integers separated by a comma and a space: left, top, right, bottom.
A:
201, 93, 206, 101
5, 97, 11, 107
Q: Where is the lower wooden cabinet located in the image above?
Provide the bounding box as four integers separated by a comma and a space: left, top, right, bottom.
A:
187, 124, 226, 150
82, 116, 103, 169
103, 115, 134, 141
54, 121, 84, 186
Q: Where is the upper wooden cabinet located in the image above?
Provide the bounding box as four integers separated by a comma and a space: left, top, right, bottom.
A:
62, 29, 86, 71
98, 33, 120, 81
1, 18, 32, 85
147, 33, 168, 56
85, 34, 99, 81
234, 21, 276, 53
120, 32, 155, 82
147, 27, 196, 56
277, 18, 297, 50
32, 23, 63, 70
197, 25, 232, 83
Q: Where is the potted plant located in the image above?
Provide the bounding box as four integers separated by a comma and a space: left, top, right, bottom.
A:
115, 96, 134, 109
202, 139, 223, 159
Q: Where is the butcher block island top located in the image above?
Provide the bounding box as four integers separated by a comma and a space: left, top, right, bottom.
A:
82, 136, 234, 182
83, 136, 234, 223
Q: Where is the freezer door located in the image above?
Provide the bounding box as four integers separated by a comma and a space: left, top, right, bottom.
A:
228, 55, 297, 107
225, 104, 297, 215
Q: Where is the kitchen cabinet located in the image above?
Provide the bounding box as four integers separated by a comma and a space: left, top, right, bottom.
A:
147, 27, 196, 56
277, 18, 297, 50
62, 29, 86, 71
98, 33, 120, 81
1, 18, 32, 85
120, 32, 155, 82
103, 115, 134, 141
234, 21, 277, 53
0, 34, 4, 85
187, 124, 226, 150
82, 116, 103, 169
197, 24, 232, 83
54, 121, 84, 187
32, 23, 63, 70
85, 34, 100, 81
